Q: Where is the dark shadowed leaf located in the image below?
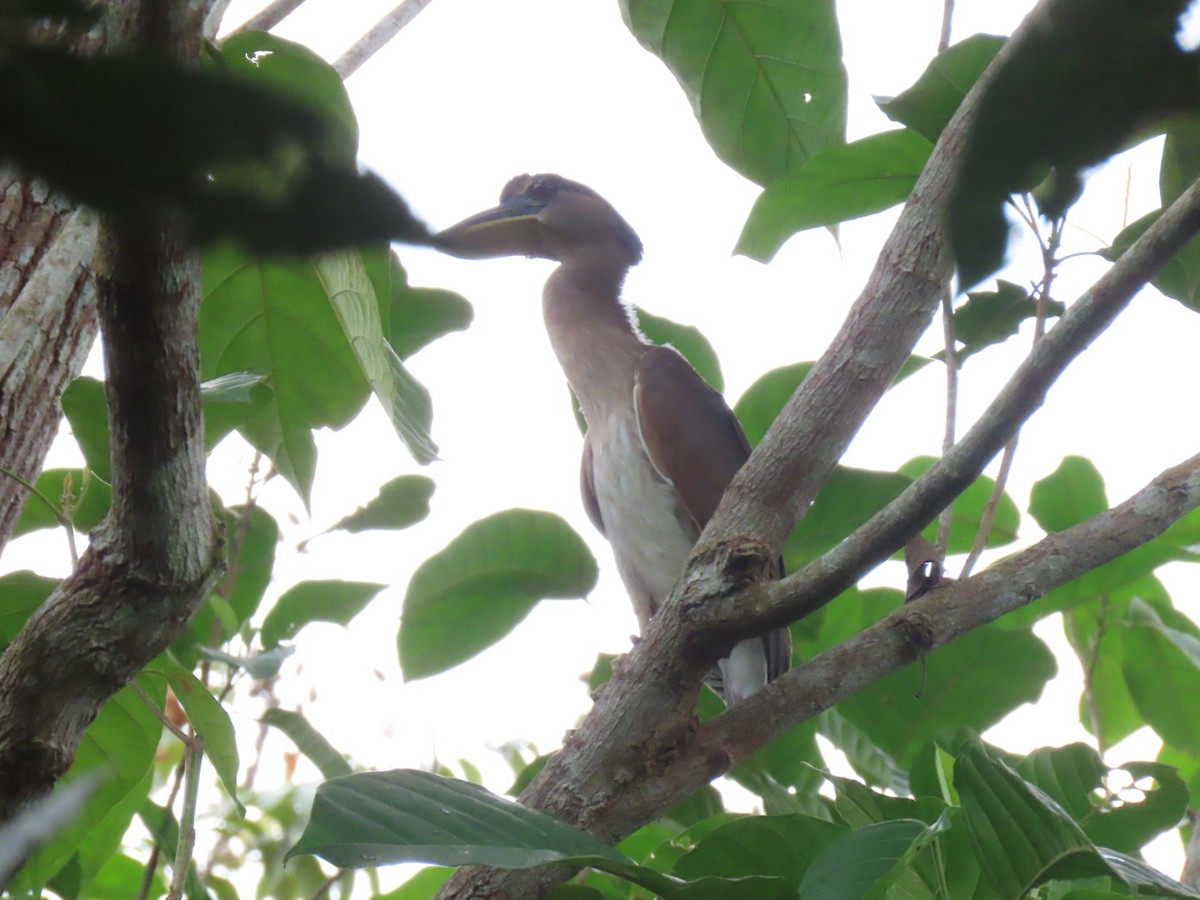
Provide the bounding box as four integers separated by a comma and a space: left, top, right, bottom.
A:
737, 129, 932, 262
948, 0, 1199, 287
201, 372, 273, 450
329, 475, 435, 535
673, 814, 845, 889
946, 280, 1064, 363
796, 818, 931, 899
399, 509, 598, 679
261, 580, 385, 648
877, 34, 1006, 142
618, 0, 847, 187
261, 708, 352, 779
1030, 456, 1108, 533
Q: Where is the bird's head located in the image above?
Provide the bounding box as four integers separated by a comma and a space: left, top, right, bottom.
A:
434, 174, 644, 268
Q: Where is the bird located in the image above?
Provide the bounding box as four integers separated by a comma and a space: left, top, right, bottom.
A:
435, 173, 790, 704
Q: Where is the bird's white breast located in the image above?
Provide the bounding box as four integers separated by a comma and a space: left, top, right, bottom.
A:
588, 406, 698, 630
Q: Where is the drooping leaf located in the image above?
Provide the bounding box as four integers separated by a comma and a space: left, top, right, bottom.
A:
151, 661, 243, 816
619, 0, 847, 187
315, 250, 438, 465
673, 814, 846, 889
364, 247, 473, 360
796, 818, 933, 900
260, 579, 386, 648
327, 475, 435, 535
399, 509, 598, 679
948, 0, 1199, 287
261, 708, 352, 779
736, 129, 932, 262
1122, 604, 1200, 758
1030, 456, 1109, 534
877, 34, 1006, 142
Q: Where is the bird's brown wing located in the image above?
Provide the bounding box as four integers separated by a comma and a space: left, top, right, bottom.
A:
634, 345, 792, 684
633, 345, 750, 530
579, 433, 606, 537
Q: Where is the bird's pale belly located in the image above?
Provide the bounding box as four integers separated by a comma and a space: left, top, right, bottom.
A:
589, 412, 697, 630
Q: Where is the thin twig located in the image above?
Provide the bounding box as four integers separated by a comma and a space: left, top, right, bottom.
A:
333, 0, 435, 78
138, 756, 188, 900
1077, 596, 1111, 756
167, 737, 204, 900
226, 0, 308, 36
0, 463, 78, 561
939, 0, 955, 52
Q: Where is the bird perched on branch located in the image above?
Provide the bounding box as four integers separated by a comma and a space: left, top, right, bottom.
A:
435, 173, 790, 704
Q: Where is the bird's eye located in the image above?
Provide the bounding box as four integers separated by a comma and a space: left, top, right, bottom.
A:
528, 178, 556, 203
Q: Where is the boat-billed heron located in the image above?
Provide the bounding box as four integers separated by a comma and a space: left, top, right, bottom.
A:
435, 174, 790, 704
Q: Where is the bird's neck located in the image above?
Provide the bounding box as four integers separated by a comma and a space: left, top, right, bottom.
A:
542, 258, 645, 420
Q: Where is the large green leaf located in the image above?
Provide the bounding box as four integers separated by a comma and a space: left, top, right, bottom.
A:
736, 129, 932, 262
1064, 590, 1145, 749
877, 34, 1006, 142
364, 247, 473, 360
261, 708, 352, 779
619, 0, 847, 187
14, 675, 165, 891
288, 770, 676, 894
261, 579, 386, 648
839, 625, 1055, 769
1030, 456, 1108, 534
797, 818, 933, 900
900, 456, 1021, 554
1122, 604, 1200, 758
315, 250, 438, 466
954, 741, 1199, 899
399, 509, 598, 679
729, 718, 826, 817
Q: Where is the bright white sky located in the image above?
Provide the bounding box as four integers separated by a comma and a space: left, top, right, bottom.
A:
11, 0, 1200, 889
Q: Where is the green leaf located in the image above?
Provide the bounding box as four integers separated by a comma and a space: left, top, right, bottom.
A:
635, 307, 724, 392
261, 579, 386, 648
1123, 611, 1200, 757
619, 0, 847, 187
86, 852, 167, 900
1030, 456, 1108, 534
1064, 593, 1144, 749
877, 34, 1006, 142
399, 509, 598, 680
15, 675, 165, 891
151, 661, 242, 815
60, 376, 110, 481
673, 814, 846, 888
315, 250, 438, 466
733, 356, 929, 449
737, 129, 932, 262
947, 280, 1064, 363
1105, 208, 1200, 313
839, 625, 1055, 770
289, 770, 677, 894
218, 31, 358, 168
0, 571, 57, 648
261, 708, 352, 779
899, 456, 1020, 554
201, 371, 273, 451
12, 468, 111, 538
796, 818, 930, 899
201, 243, 371, 502
364, 247, 473, 360
1084, 761, 1189, 854
729, 719, 826, 816
817, 710, 907, 793
329, 475, 435, 534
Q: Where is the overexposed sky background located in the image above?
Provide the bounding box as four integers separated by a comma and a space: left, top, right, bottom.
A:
10, 0, 1200, 890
